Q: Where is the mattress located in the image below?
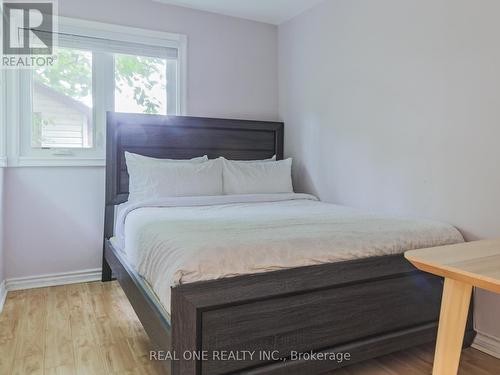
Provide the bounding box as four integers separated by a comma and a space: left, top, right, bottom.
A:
113, 193, 464, 313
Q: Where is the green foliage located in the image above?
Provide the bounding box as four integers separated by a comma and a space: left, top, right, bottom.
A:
115, 54, 164, 114
35, 48, 166, 114
35, 49, 92, 100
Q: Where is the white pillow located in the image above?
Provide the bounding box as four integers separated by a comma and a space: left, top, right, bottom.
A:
222, 158, 293, 195
231, 155, 276, 163
125, 151, 207, 165
126, 157, 222, 202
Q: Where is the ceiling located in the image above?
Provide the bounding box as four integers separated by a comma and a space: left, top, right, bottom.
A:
153, 0, 324, 25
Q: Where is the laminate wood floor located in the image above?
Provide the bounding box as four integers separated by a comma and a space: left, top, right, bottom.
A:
0, 281, 499, 375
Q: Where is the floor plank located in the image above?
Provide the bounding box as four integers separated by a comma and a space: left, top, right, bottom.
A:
0, 281, 498, 375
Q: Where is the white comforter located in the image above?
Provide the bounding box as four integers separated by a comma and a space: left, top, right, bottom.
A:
114, 194, 464, 313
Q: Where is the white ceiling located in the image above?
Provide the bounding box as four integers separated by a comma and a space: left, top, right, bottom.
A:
153, 0, 324, 25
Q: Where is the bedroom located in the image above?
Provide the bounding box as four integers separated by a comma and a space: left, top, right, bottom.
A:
0, 0, 499, 374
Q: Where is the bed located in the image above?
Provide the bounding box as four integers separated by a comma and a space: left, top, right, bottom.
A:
102, 112, 475, 375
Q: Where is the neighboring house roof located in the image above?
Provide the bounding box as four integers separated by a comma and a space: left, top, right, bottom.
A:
33, 81, 92, 118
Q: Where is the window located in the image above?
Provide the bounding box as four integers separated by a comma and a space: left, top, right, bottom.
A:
32, 47, 93, 149
114, 54, 168, 115
6, 18, 186, 166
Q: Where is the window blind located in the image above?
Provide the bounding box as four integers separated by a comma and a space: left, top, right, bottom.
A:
31, 29, 179, 59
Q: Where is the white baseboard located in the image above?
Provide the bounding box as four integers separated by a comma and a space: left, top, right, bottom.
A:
5, 268, 102, 292
472, 332, 500, 359
0, 281, 6, 314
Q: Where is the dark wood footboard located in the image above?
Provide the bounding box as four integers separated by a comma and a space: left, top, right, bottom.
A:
170, 254, 475, 375
105, 237, 474, 375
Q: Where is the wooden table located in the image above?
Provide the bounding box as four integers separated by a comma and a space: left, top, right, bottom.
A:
405, 239, 500, 375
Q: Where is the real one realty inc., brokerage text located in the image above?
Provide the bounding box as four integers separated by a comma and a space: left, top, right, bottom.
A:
150, 350, 351, 364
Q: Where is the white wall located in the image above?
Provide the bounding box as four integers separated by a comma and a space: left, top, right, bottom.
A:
279, 0, 500, 341
0, 169, 4, 285
4, 167, 105, 277
4, 0, 278, 279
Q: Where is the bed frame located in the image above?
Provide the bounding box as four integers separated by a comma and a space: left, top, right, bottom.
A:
103, 112, 475, 375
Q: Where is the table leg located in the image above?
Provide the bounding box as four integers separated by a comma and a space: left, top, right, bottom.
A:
433, 278, 473, 375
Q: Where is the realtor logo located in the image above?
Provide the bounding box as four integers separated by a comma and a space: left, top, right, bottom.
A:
1, 1, 57, 67
2, 1, 53, 54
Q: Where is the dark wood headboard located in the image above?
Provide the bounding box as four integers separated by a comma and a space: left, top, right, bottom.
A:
104, 112, 284, 240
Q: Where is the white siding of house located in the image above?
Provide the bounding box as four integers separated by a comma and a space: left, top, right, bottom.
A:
32, 87, 92, 148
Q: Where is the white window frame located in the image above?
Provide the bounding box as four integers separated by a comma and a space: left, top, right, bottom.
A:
5, 17, 187, 167
0, 70, 6, 167
0, 0, 4, 167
